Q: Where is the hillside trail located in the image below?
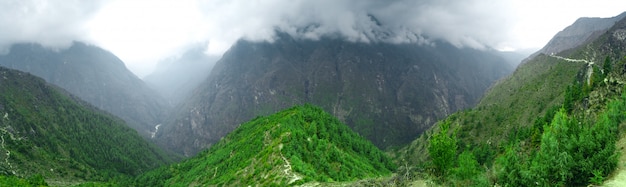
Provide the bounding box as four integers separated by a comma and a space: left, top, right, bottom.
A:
549, 54, 600, 85
0, 126, 18, 175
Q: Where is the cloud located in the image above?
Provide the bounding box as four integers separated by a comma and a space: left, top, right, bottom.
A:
12, 0, 622, 77
0, 0, 519, 76
0, 0, 104, 53
198, 0, 516, 54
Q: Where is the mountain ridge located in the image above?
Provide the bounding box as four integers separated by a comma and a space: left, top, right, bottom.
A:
0, 42, 170, 138
0, 66, 175, 184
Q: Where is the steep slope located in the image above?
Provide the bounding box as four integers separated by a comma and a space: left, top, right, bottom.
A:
158, 33, 514, 156
0, 67, 174, 183
529, 12, 626, 59
394, 13, 626, 186
0, 42, 170, 138
136, 104, 395, 186
143, 45, 218, 105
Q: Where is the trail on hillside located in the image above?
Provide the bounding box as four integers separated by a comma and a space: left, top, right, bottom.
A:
0, 126, 18, 175
550, 55, 593, 64
549, 55, 599, 85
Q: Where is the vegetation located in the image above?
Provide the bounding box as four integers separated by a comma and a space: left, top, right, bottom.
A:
134, 104, 396, 186
394, 16, 626, 186
428, 121, 457, 178
0, 67, 175, 183
415, 60, 623, 186
0, 175, 47, 186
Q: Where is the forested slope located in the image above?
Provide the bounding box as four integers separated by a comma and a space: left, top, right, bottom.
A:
0, 67, 174, 185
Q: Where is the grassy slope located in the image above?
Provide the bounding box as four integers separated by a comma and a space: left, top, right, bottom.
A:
135, 104, 396, 186
0, 67, 174, 183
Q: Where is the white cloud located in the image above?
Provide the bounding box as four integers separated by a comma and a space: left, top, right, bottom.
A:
0, 0, 103, 53
0, 0, 624, 76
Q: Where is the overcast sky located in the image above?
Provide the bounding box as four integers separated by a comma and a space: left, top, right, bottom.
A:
0, 0, 624, 77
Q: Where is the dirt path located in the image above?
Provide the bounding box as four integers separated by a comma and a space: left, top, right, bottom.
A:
603, 134, 626, 186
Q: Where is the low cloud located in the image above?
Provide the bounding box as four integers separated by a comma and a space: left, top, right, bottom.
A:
0, 0, 104, 53
198, 0, 515, 54
0, 0, 517, 75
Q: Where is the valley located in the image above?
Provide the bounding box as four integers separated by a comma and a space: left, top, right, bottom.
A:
0, 2, 624, 186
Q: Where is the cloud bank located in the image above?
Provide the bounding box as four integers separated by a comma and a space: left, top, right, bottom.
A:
198, 0, 515, 54
1, 0, 623, 76
0, 0, 104, 53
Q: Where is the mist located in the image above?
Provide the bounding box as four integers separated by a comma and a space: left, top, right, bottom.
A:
1, 0, 624, 77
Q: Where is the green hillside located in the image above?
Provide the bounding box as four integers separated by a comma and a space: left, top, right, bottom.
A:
0, 67, 174, 185
135, 104, 396, 186
393, 14, 626, 186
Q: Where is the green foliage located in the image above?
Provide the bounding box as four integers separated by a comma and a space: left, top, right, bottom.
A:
0, 67, 174, 182
452, 150, 488, 187
135, 104, 395, 186
590, 170, 604, 185
397, 19, 626, 186
497, 100, 623, 186
529, 109, 575, 185
428, 120, 457, 178
0, 175, 47, 187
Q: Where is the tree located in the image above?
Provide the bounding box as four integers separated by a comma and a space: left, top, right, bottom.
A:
454, 150, 480, 180
428, 120, 457, 178
530, 109, 574, 185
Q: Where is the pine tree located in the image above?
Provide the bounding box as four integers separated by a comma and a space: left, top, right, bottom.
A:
428, 120, 457, 178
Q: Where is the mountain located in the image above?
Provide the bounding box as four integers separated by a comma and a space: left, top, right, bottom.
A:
143, 45, 218, 105
157, 33, 514, 156
394, 13, 626, 186
0, 42, 170, 138
135, 104, 395, 186
0, 66, 174, 184
530, 12, 626, 58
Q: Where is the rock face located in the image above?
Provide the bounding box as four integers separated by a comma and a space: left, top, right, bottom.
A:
0, 42, 169, 138
157, 34, 514, 156
533, 12, 626, 57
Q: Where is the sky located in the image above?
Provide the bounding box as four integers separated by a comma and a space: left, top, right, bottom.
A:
0, 0, 625, 77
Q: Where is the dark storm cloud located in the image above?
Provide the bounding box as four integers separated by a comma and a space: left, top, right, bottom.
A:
0, 0, 104, 53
